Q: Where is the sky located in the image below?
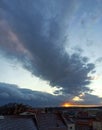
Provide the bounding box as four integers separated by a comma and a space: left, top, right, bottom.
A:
0, 0, 102, 107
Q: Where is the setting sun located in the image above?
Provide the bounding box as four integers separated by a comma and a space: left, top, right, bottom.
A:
61, 102, 102, 107
61, 102, 75, 107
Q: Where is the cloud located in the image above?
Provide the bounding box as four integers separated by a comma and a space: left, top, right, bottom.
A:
79, 0, 102, 27
96, 57, 102, 63
76, 93, 102, 105
0, 83, 102, 106
0, 0, 95, 96
0, 82, 65, 107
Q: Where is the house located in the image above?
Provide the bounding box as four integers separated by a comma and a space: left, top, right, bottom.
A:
36, 113, 67, 130
76, 119, 92, 130
62, 113, 75, 130
93, 121, 102, 130
20, 111, 35, 115
0, 115, 37, 130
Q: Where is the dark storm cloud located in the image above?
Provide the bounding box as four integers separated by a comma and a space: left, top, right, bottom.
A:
0, 83, 102, 106
76, 93, 102, 105
0, 0, 95, 95
0, 82, 64, 107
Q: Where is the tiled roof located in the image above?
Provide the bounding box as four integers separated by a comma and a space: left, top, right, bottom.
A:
36, 113, 67, 130
0, 116, 37, 130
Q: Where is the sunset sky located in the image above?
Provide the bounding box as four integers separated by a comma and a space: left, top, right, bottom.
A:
0, 0, 102, 107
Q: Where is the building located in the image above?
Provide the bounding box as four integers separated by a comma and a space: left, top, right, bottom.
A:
0, 115, 37, 130
36, 113, 67, 130
93, 121, 102, 130
76, 111, 88, 118
62, 113, 75, 130
76, 119, 92, 130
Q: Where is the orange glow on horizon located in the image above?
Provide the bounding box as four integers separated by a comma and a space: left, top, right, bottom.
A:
61, 102, 74, 107
61, 102, 102, 107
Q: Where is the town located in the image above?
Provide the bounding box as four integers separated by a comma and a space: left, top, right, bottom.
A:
0, 103, 102, 130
